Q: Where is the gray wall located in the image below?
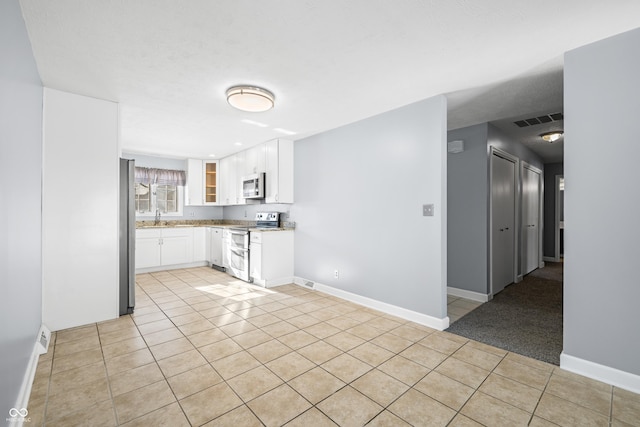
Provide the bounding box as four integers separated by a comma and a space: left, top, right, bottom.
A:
487, 124, 544, 170
447, 124, 489, 294
122, 152, 223, 220
224, 204, 293, 221
291, 96, 448, 319
543, 162, 563, 258
0, 0, 43, 416
447, 123, 544, 295
564, 27, 640, 375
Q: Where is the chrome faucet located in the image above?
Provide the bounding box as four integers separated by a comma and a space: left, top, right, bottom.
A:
154, 209, 161, 225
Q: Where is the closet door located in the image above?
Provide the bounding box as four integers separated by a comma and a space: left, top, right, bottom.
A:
522, 164, 542, 275
491, 150, 517, 295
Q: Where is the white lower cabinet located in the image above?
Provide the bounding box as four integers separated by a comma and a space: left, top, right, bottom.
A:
249, 230, 294, 287
193, 227, 206, 262
161, 228, 193, 265
136, 227, 210, 271
135, 229, 162, 269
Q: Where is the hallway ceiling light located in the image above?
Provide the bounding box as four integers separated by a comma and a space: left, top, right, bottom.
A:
540, 131, 563, 142
226, 86, 275, 112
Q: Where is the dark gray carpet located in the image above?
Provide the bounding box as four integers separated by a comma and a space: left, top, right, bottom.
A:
446, 262, 563, 365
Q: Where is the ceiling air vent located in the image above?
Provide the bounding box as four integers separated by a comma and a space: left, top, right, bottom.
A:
513, 112, 563, 128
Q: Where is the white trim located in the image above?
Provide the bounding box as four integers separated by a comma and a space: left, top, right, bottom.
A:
560, 352, 640, 394
555, 175, 564, 262
254, 276, 296, 288
294, 277, 449, 331
136, 260, 208, 274
9, 343, 41, 427
447, 287, 489, 302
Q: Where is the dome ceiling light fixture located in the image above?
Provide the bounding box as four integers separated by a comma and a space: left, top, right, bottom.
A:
540, 131, 564, 143
226, 85, 275, 112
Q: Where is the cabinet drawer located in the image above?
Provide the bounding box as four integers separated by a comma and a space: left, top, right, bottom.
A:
161, 227, 193, 238
136, 228, 161, 238
250, 232, 262, 244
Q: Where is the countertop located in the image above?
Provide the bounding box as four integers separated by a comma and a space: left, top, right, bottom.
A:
136, 219, 295, 230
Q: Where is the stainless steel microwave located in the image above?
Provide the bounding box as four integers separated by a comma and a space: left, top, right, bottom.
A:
242, 173, 265, 199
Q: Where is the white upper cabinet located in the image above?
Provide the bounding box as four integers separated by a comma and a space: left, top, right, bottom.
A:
203, 161, 219, 204
220, 154, 243, 205
186, 159, 204, 206
219, 156, 235, 205
244, 143, 266, 176
217, 139, 293, 206
186, 159, 219, 205
265, 139, 294, 203
234, 151, 246, 205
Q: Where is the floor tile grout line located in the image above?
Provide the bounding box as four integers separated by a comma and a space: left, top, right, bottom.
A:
126, 280, 205, 425
176, 273, 393, 424
609, 387, 614, 426
120, 285, 178, 426
39, 266, 631, 427
155, 271, 295, 426
527, 361, 556, 426
448, 346, 512, 425
155, 272, 453, 426
95, 320, 123, 426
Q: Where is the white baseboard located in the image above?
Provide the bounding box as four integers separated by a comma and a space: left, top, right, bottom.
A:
447, 287, 489, 303
136, 261, 208, 274
9, 342, 41, 427
560, 352, 640, 394
253, 276, 295, 288
293, 277, 449, 331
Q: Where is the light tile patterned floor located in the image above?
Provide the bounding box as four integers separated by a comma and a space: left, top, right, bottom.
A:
447, 295, 483, 324
29, 267, 640, 426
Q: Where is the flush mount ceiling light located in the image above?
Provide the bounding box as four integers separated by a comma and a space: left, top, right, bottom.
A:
226, 85, 275, 112
540, 131, 564, 143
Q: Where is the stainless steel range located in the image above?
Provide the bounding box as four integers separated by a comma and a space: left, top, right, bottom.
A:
225, 212, 281, 282
255, 211, 280, 229
226, 227, 250, 282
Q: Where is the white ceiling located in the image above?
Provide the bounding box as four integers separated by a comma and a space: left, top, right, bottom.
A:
19, 0, 640, 162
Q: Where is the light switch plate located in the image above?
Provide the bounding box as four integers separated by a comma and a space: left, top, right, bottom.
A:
423, 204, 434, 216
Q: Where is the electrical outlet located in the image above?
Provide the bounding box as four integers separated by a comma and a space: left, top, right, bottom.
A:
423, 204, 434, 216
189, 211, 195, 217
334, 269, 339, 279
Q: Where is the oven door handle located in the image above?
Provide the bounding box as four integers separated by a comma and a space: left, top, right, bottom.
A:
229, 229, 249, 235
229, 247, 248, 256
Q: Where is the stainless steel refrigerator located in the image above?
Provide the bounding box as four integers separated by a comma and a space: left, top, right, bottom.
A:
119, 158, 135, 315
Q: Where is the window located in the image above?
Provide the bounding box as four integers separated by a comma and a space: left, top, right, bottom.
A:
135, 183, 151, 213
134, 167, 186, 216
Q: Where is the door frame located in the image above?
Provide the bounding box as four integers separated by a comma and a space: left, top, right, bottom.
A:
488, 146, 520, 298
555, 175, 564, 262
520, 161, 544, 279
